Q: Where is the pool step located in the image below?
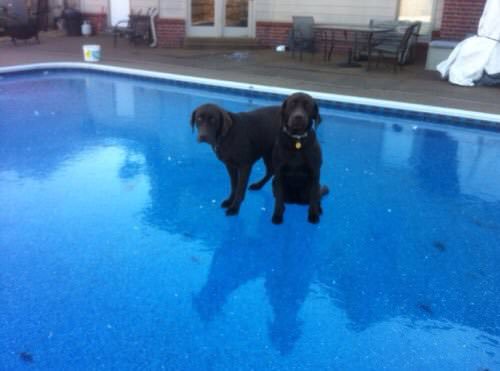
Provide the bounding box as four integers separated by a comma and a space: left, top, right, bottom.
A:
183, 37, 262, 50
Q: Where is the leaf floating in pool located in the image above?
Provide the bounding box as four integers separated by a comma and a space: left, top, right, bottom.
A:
392, 124, 403, 132
433, 241, 446, 252
418, 303, 433, 315
472, 218, 500, 230
191, 256, 200, 263
19, 351, 34, 363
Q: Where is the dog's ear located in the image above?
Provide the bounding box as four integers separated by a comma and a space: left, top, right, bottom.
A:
280, 97, 289, 126
190, 109, 197, 132
219, 108, 233, 137
313, 100, 322, 128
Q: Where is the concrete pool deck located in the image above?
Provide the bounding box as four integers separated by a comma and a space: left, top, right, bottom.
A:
1, 31, 500, 116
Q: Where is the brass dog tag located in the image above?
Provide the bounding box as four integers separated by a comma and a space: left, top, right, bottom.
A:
295, 141, 302, 150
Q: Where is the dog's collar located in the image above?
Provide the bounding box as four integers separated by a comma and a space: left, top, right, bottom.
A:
282, 126, 309, 140
282, 126, 311, 150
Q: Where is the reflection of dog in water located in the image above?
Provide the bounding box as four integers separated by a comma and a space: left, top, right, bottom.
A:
192, 219, 318, 355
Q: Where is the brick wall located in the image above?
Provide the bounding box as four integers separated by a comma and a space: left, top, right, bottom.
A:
440, 0, 486, 40
82, 13, 107, 35
256, 21, 291, 47
81, 14, 185, 48
156, 18, 185, 48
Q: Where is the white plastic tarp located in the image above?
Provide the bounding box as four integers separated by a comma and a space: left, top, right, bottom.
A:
437, 0, 500, 86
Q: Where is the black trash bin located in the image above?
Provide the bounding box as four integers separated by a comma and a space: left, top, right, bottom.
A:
63, 8, 82, 36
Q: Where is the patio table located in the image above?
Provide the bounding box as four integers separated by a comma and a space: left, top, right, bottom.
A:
315, 23, 394, 67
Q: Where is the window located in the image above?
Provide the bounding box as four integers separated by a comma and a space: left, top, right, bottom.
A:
398, 0, 441, 37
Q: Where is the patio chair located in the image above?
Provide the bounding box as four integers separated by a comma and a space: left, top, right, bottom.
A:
367, 21, 421, 72
353, 19, 399, 60
406, 21, 422, 63
288, 16, 316, 61
113, 12, 151, 48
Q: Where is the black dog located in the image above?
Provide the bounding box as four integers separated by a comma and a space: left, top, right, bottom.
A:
191, 104, 281, 215
272, 92, 329, 224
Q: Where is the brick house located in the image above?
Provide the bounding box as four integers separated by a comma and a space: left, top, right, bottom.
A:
21, 0, 489, 48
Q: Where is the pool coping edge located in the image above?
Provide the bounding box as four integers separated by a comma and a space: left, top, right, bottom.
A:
1, 62, 499, 127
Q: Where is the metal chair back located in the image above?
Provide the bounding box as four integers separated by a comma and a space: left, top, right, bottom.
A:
292, 16, 315, 41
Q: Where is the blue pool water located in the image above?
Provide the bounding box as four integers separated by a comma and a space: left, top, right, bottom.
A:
1, 70, 499, 370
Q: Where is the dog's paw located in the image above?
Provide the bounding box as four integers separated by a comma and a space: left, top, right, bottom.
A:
221, 199, 233, 208
225, 206, 239, 216
308, 212, 320, 224
248, 182, 263, 191
272, 213, 283, 224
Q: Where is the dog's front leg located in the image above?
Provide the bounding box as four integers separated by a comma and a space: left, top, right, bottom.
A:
226, 165, 251, 216
308, 175, 321, 224
221, 164, 238, 208
272, 175, 285, 224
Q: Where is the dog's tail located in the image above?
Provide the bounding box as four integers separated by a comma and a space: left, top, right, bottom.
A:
320, 185, 329, 198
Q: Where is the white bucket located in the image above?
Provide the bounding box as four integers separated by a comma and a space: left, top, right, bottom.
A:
83, 45, 101, 62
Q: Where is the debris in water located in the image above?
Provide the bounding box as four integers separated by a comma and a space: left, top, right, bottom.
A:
392, 124, 403, 132
418, 303, 433, 315
433, 241, 446, 252
19, 352, 34, 363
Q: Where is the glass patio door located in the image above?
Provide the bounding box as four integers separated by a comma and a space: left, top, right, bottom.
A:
189, 0, 219, 37
223, 0, 250, 37
189, 0, 252, 37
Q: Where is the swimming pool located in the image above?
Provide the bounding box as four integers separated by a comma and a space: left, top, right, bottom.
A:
1, 66, 499, 370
